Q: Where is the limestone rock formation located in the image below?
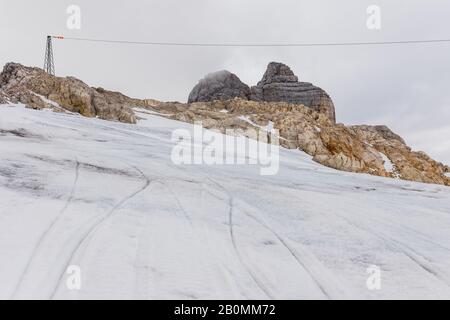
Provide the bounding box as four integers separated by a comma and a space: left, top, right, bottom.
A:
250, 62, 336, 123
0, 63, 143, 123
188, 62, 336, 123
188, 70, 251, 103
0, 91, 8, 104
147, 98, 449, 186
349, 125, 449, 185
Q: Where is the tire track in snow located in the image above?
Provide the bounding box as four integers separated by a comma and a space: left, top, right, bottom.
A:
12, 158, 80, 299
162, 163, 273, 298
241, 206, 332, 299
49, 165, 152, 299
260, 177, 450, 293
336, 213, 450, 287
156, 172, 247, 299
159, 181, 194, 227
203, 177, 342, 299
131, 180, 193, 299
160, 164, 324, 298
386, 220, 450, 253
132, 213, 152, 300
203, 178, 274, 299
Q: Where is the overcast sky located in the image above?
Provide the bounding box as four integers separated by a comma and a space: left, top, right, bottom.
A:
1, 0, 449, 165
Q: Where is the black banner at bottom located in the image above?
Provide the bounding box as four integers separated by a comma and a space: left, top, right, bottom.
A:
1, 300, 445, 319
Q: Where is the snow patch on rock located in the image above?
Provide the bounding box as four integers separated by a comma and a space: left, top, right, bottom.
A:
379, 151, 401, 178
30, 91, 61, 109
133, 107, 172, 117
379, 152, 394, 172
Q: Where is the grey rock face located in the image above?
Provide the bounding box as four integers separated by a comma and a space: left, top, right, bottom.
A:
188, 70, 251, 103
250, 62, 336, 122
188, 62, 336, 123
256, 62, 299, 85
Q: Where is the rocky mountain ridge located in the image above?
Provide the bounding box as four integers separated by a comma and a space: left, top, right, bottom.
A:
148, 99, 449, 185
1, 62, 448, 185
0, 63, 142, 123
189, 62, 336, 122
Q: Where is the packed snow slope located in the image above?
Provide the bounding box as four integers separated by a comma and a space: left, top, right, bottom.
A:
1, 104, 450, 300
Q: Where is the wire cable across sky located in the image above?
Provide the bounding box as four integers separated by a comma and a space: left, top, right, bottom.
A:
52, 36, 450, 47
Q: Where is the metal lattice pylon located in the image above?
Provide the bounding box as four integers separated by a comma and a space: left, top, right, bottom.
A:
43, 36, 55, 75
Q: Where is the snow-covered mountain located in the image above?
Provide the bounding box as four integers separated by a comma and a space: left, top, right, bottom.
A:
1, 104, 450, 299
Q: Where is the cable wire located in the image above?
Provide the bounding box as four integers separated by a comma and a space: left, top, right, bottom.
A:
52, 36, 450, 47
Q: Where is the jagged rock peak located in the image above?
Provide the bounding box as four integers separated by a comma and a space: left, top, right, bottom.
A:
250, 62, 336, 123
188, 70, 251, 103
257, 62, 299, 85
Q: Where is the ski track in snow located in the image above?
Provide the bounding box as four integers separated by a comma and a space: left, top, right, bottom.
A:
201, 176, 338, 299
336, 211, 450, 286
240, 203, 332, 299
1, 104, 450, 299
159, 181, 194, 227
50, 164, 153, 299
205, 178, 274, 299
11, 158, 80, 298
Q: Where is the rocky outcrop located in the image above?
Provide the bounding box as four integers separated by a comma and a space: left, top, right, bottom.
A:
188, 62, 336, 123
349, 125, 406, 144
146, 98, 449, 186
349, 125, 448, 185
250, 62, 336, 123
188, 70, 251, 103
0, 63, 144, 123
0, 91, 8, 104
